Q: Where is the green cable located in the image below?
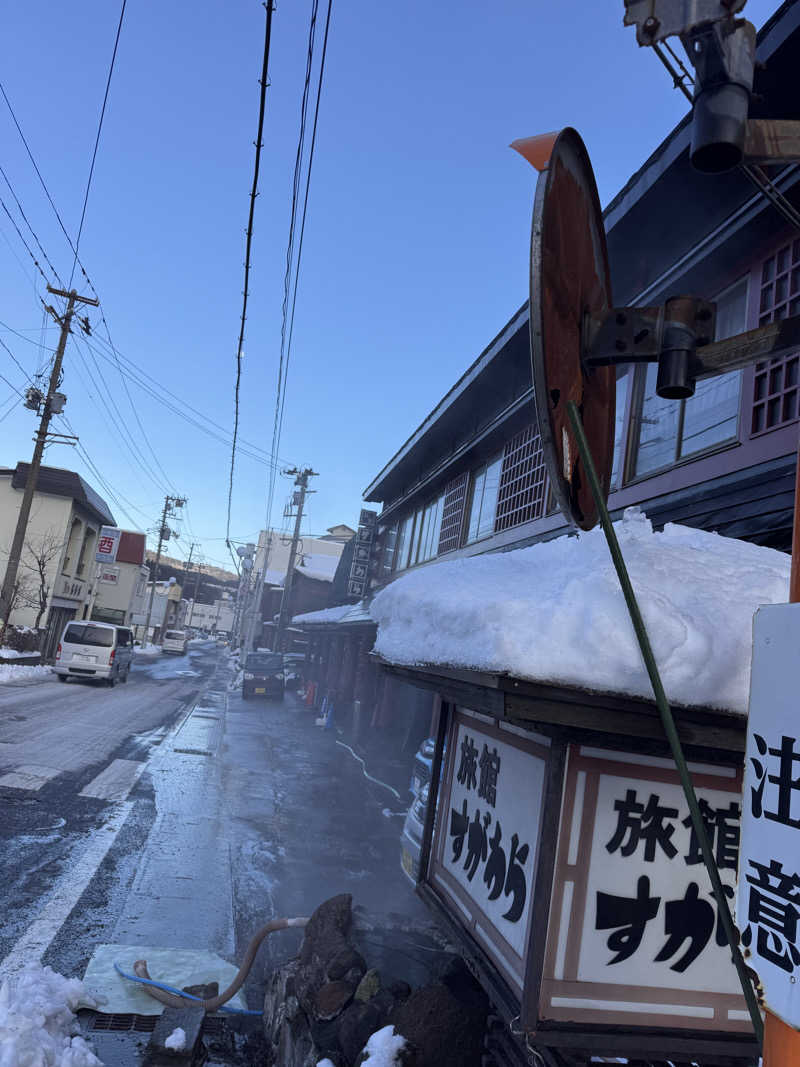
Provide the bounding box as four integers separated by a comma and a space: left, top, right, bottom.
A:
566, 400, 763, 1046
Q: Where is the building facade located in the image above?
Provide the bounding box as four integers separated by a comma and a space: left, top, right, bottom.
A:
0, 463, 116, 658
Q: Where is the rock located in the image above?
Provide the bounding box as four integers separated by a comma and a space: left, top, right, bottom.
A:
354, 1026, 420, 1067
354, 968, 381, 1003
314, 980, 356, 1021
300, 894, 353, 967
388, 980, 411, 1003
337, 1001, 382, 1063
327, 947, 367, 982
389, 966, 489, 1067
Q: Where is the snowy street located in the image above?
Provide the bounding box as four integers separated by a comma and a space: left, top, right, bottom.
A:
0, 641, 442, 1020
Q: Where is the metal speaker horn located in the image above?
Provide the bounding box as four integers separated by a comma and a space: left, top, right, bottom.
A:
687, 20, 756, 174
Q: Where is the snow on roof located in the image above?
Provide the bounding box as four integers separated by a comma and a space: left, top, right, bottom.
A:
293, 603, 353, 625
369, 508, 791, 715
263, 568, 285, 587
296, 552, 340, 582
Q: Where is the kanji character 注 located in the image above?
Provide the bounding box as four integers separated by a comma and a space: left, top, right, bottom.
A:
477, 744, 501, 808
742, 858, 800, 973
654, 882, 715, 972
449, 798, 469, 863
596, 875, 660, 965
483, 820, 505, 901
464, 808, 490, 881
457, 734, 479, 792
750, 734, 800, 829
683, 799, 741, 871
606, 789, 679, 862
502, 832, 530, 923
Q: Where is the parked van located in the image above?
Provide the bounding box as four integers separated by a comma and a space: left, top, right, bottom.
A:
53, 621, 134, 686
162, 629, 188, 655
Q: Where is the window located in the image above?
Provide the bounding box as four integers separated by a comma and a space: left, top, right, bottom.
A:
394, 514, 413, 571
415, 495, 444, 563
380, 523, 398, 577
466, 454, 503, 543
408, 507, 424, 565
610, 370, 630, 488
63, 623, 114, 647
634, 278, 746, 476
752, 240, 800, 433
63, 518, 82, 575
76, 528, 96, 577
495, 424, 547, 531
437, 472, 469, 555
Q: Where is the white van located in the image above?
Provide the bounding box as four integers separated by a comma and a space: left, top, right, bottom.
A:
53, 621, 134, 686
162, 629, 188, 655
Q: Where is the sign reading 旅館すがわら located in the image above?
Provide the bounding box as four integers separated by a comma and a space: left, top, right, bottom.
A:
738, 603, 800, 1032
431, 709, 549, 989
541, 746, 748, 1032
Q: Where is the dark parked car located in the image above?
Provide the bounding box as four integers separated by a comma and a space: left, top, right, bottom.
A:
242, 651, 284, 700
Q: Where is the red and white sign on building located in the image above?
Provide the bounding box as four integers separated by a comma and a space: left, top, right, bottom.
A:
738, 603, 800, 1032
95, 525, 122, 564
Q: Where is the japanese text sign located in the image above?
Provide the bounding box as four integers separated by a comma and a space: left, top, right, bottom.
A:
738, 603, 800, 1031
95, 526, 121, 564
348, 510, 377, 597
430, 708, 549, 992
541, 746, 749, 1033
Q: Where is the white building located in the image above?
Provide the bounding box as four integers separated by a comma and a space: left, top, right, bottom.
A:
185, 597, 235, 634
0, 462, 116, 658
254, 526, 351, 588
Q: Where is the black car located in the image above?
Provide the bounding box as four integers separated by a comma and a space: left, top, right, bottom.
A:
242, 652, 284, 700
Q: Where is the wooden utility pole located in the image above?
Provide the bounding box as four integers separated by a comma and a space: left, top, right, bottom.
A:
274, 467, 317, 652
0, 286, 98, 626
142, 494, 185, 645
187, 561, 203, 628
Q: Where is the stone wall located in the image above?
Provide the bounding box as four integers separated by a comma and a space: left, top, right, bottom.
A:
262, 895, 489, 1067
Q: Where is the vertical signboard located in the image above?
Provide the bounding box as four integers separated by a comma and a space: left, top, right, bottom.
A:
348, 509, 377, 598
541, 745, 748, 1032
95, 525, 122, 564
738, 603, 800, 1031
429, 707, 550, 993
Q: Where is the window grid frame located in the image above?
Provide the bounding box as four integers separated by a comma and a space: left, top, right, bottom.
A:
494, 423, 548, 533
752, 240, 800, 436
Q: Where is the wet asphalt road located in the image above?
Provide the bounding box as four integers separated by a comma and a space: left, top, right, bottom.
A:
0, 642, 443, 1009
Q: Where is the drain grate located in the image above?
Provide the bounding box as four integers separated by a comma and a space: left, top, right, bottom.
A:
90, 1013, 225, 1036
172, 748, 213, 756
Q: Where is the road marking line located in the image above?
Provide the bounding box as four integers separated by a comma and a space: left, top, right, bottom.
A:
0, 800, 133, 975
79, 759, 146, 802
0, 764, 62, 791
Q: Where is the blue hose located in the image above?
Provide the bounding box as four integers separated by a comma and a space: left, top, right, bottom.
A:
113, 961, 262, 1016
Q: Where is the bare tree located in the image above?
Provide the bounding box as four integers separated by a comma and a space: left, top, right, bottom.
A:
20, 532, 66, 629
0, 574, 34, 648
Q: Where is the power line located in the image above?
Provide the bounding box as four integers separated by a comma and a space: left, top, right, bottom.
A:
275, 0, 333, 507
267, 0, 320, 532
0, 335, 35, 386
226, 0, 276, 547
0, 163, 64, 285
0, 194, 51, 286
69, 0, 127, 287
0, 370, 25, 398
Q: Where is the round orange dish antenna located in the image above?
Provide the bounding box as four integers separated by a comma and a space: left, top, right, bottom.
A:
510, 131, 560, 172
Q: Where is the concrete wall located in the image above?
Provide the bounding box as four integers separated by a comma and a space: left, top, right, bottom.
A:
92, 562, 150, 625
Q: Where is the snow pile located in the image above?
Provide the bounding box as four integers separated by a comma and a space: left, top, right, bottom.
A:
0, 964, 103, 1066
360, 1025, 407, 1065
0, 648, 40, 659
0, 664, 53, 686
370, 509, 791, 715
293, 603, 352, 625
164, 1027, 186, 1051
134, 644, 161, 659
296, 552, 340, 583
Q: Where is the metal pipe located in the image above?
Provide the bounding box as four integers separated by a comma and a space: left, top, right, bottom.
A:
566, 399, 764, 1045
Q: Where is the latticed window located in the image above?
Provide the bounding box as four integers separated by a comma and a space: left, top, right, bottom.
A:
753, 241, 800, 434
437, 472, 468, 555
494, 423, 547, 532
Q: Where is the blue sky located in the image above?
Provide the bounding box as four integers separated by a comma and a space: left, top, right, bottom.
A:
0, 0, 778, 572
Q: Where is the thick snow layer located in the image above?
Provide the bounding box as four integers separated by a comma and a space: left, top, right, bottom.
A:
0, 664, 53, 686
164, 1027, 186, 1051
293, 603, 353, 625
296, 553, 340, 582
370, 509, 791, 715
0, 648, 40, 659
361, 1025, 407, 1065
0, 964, 103, 1066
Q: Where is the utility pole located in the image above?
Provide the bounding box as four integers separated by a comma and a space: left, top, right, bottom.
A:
187, 560, 203, 628
183, 542, 198, 627
0, 286, 98, 625
142, 494, 185, 645
274, 467, 317, 652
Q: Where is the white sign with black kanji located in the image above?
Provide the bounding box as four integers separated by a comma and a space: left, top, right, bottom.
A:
441, 717, 546, 958
738, 603, 800, 1031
